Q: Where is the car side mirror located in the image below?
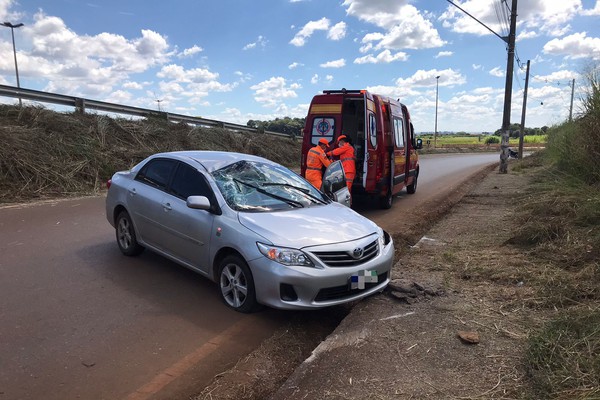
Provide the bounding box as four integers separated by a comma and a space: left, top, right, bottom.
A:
416, 138, 423, 149
186, 195, 211, 210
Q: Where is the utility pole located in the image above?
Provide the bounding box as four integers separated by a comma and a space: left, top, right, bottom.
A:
569, 78, 575, 122
445, 0, 519, 172
518, 59, 530, 160
499, 0, 518, 174
434, 75, 440, 148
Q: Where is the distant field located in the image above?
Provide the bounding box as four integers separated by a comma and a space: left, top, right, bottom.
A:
418, 135, 547, 147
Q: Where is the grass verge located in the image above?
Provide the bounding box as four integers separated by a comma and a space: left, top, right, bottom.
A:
505, 153, 600, 398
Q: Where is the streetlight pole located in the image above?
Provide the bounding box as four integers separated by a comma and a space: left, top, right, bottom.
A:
2, 22, 24, 107
434, 75, 440, 148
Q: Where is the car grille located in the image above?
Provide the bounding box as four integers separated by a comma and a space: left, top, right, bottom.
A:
311, 239, 379, 267
314, 272, 388, 302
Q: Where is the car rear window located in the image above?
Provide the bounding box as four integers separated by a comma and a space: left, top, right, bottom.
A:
136, 158, 176, 189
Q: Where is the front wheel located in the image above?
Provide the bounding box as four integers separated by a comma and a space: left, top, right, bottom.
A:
115, 210, 144, 256
379, 188, 393, 209
218, 255, 258, 313
406, 174, 418, 194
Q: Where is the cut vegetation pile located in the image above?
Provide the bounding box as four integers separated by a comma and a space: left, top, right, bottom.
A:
0, 105, 301, 203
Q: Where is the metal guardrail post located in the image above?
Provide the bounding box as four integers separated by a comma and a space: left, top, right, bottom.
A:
75, 98, 85, 114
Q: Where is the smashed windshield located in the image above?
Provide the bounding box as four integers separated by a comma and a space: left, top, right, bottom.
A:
211, 160, 330, 212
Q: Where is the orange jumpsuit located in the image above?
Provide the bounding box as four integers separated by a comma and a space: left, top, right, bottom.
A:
305, 145, 331, 189
327, 143, 356, 192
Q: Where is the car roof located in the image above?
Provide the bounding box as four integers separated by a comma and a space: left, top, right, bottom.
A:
151, 151, 275, 172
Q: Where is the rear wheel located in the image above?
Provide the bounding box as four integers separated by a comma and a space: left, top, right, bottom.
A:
115, 210, 144, 256
407, 174, 418, 194
218, 255, 258, 313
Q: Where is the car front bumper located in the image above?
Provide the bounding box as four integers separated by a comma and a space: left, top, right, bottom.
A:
249, 237, 394, 310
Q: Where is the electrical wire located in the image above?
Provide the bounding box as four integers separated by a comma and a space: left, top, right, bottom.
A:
493, 0, 510, 39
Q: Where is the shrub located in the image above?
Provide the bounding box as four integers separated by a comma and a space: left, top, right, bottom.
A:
545, 66, 600, 184
484, 136, 500, 144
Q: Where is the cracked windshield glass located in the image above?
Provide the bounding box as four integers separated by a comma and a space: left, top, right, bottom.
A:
211, 160, 328, 212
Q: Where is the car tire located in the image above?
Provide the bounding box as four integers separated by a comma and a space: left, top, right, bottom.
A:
406, 174, 418, 194
218, 255, 259, 313
115, 210, 144, 256
379, 188, 393, 209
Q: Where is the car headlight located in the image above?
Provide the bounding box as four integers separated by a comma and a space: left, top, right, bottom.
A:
257, 242, 314, 267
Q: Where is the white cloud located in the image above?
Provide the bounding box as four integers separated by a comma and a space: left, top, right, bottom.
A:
123, 81, 144, 90
157, 64, 218, 82
531, 69, 578, 83
249, 76, 300, 108
343, 0, 445, 50
320, 58, 345, 68
178, 45, 203, 58
311, 74, 319, 84
517, 30, 539, 41
435, 51, 453, 58
10, 10, 173, 97
289, 17, 330, 47
440, 0, 583, 39
327, 22, 347, 41
105, 89, 133, 104
354, 50, 408, 64
543, 32, 600, 60
395, 68, 466, 88
243, 35, 267, 50
472, 64, 483, 70
325, 75, 333, 83
489, 67, 505, 77
581, 0, 600, 16
288, 62, 303, 69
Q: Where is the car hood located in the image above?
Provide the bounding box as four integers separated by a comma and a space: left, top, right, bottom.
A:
238, 203, 378, 248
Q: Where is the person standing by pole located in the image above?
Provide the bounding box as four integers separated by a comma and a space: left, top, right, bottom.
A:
326, 135, 356, 201
305, 138, 331, 189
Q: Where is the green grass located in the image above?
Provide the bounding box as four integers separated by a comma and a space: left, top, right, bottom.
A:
418, 134, 547, 146
526, 309, 600, 400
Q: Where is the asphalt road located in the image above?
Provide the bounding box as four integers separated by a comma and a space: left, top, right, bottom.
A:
0, 152, 499, 400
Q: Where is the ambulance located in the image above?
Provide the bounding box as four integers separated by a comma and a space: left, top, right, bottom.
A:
301, 89, 422, 209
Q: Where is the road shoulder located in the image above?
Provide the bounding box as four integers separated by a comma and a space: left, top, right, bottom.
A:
269, 166, 534, 399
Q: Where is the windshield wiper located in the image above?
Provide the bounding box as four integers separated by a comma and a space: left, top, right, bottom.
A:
262, 183, 328, 204
233, 179, 304, 208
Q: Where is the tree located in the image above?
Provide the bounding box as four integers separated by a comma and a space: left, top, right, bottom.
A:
247, 117, 305, 136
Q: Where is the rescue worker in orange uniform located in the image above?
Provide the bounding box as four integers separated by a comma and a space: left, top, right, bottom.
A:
305, 138, 331, 189
326, 134, 356, 195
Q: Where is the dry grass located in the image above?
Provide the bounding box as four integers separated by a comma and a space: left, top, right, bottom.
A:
497, 153, 600, 398
0, 105, 301, 203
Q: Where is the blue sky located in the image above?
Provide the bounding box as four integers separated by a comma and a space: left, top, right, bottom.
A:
1, 0, 599, 133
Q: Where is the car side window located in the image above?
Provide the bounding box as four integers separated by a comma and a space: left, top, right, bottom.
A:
169, 163, 212, 200
135, 158, 176, 190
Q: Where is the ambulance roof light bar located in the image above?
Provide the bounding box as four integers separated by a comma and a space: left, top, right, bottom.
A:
322, 88, 364, 95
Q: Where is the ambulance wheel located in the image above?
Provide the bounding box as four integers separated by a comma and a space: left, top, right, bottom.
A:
407, 174, 418, 194
379, 188, 393, 209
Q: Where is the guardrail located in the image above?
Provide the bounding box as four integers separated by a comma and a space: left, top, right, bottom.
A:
0, 84, 293, 138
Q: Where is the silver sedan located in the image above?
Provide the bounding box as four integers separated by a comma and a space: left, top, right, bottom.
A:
105, 151, 394, 312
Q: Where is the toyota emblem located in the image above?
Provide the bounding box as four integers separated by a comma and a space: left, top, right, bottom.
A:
352, 247, 364, 259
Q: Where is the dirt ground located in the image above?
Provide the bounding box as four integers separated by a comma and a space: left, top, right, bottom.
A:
192, 161, 547, 400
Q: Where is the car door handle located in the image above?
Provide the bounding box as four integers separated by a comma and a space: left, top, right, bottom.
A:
162, 202, 172, 211
128, 188, 137, 196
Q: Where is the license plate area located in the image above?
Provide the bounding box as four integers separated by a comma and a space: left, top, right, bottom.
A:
350, 270, 378, 290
